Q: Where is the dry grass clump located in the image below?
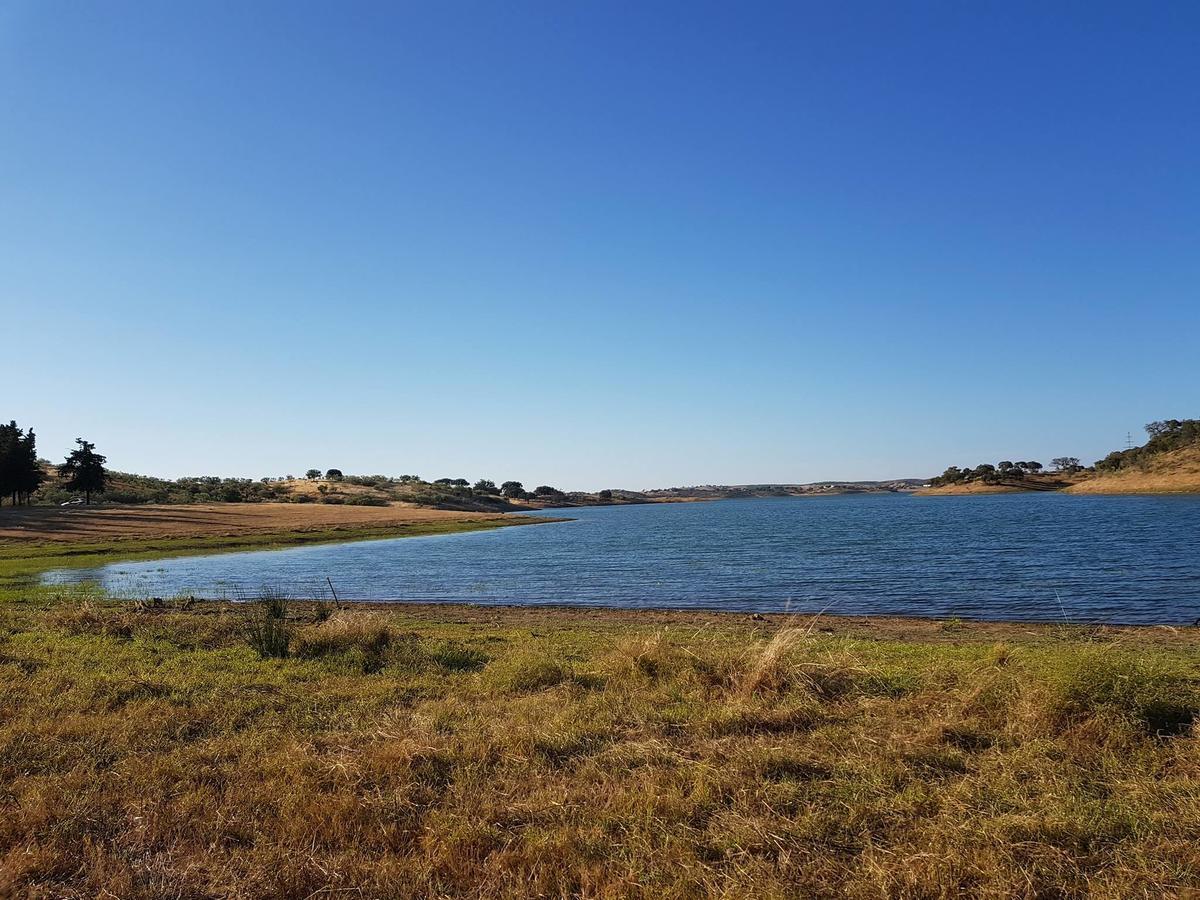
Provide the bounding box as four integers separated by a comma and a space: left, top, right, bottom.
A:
293, 612, 489, 676
607, 628, 739, 690
293, 612, 394, 672
2, 599, 1199, 898
483, 650, 573, 693
740, 623, 917, 700
48, 599, 135, 640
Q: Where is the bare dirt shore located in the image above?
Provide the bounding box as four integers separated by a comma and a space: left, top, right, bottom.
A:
0, 502, 519, 543
316, 600, 1200, 650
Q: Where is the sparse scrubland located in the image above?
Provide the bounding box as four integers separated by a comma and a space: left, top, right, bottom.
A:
2, 593, 1198, 898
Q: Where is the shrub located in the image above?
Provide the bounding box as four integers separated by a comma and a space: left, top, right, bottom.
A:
345, 495, 388, 506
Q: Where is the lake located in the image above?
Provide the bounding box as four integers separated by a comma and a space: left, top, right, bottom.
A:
42, 493, 1200, 624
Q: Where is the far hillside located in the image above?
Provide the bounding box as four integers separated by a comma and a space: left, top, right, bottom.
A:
919, 419, 1200, 496
23, 467, 648, 513
3, 417, 931, 512
1067, 420, 1200, 494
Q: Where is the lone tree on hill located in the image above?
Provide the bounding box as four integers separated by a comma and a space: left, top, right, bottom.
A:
305, 469, 321, 480
59, 438, 107, 504
500, 480, 524, 498
1051, 457, 1081, 472
325, 469, 343, 480
473, 479, 498, 494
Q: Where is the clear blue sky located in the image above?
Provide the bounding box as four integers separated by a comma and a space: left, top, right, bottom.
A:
2, 2, 1197, 489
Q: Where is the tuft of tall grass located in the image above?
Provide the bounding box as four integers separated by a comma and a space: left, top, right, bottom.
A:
244, 587, 292, 659
738, 620, 912, 700
740, 625, 811, 696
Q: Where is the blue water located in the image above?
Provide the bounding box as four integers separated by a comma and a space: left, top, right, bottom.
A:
41, 494, 1200, 624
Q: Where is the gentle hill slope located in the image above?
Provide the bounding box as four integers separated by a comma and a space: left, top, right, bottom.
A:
920, 418, 1200, 496
1066, 443, 1200, 494
915, 475, 1080, 496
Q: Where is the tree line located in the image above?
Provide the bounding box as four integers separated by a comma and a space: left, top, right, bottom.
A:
296, 472, 573, 502
0, 421, 108, 506
928, 459, 1072, 487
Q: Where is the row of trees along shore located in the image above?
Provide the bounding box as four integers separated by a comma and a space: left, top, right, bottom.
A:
0, 421, 107, 506
929, 458, 1082, 488
297, 470, 577, 503
0, 421, 581, 507
929, 420, 1200, 488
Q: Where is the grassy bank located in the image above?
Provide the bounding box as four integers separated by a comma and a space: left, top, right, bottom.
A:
2, 597, 1198, 897
0, 515, 545, 587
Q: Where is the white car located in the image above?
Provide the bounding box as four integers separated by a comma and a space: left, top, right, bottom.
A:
60, 498, 85, 506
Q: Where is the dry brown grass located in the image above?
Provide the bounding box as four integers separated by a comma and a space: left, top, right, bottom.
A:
1066, 444, 1200, 494
2, 600, 1199, 898
916, 473, 1088, 496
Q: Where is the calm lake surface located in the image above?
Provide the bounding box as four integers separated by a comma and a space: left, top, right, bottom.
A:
43, 494, 1200, 624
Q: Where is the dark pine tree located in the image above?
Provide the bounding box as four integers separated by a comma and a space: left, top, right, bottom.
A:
15, 428, 45, 504
0, 421, 18, 506
59, 438, 108, 504
0, 421, 44, 506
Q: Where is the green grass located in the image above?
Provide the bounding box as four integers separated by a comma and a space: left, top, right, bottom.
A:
1, 599, 1198, 897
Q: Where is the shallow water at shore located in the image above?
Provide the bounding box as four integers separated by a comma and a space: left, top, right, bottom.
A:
42, 494, 1200, 624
